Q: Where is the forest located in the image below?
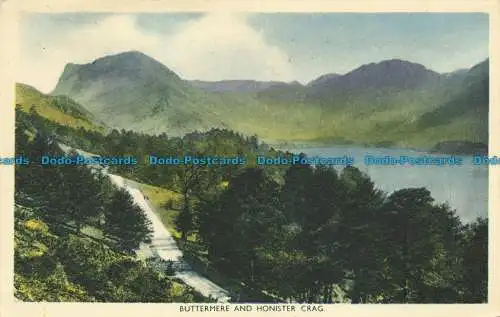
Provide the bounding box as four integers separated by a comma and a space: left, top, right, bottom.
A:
15, 107, 209, 302
14, 105, 488, 303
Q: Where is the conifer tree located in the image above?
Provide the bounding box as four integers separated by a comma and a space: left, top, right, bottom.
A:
104, 189, 152, 252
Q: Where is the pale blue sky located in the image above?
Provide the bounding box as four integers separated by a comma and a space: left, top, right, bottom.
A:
19, 12, 489, 92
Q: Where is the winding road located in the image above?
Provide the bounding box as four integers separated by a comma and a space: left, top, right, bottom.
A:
59, 144, 231, 302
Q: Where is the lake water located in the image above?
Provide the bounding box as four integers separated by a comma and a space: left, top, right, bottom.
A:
286, 146, 488, 223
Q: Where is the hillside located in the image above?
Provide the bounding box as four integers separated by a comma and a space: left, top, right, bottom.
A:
14, 205, 203, 302
14, 86, 488, 304
51, 51, 230, 136
417, 59, 489, 152
13, 111, 210, 301
15, 83, 106, 133
50, 51, 489, 151
258, 59, 488, 149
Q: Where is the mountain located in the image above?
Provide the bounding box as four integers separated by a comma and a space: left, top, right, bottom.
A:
419, 59, 488, 126
50, 51, 313, 140
189, 80, 291, 93
416, 59, 489, 151
339, 59, 440, 90
51, 51, 229, 136
307, 59, 440, 100
49, 51, 489, 151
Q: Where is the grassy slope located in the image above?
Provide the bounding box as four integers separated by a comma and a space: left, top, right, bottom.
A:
139, 183, 183, 239
16, 83, 107, 133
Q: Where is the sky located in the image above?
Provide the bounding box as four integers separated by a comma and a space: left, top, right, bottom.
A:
18, 12, 489, 93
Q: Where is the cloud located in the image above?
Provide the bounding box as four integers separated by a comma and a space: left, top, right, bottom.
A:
18, 13, 295, 93
162, 12, 295, 82
18, 15, 162, 93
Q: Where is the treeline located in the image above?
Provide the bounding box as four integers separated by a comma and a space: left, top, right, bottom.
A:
17, 105, 284, 188
16, 106, 288, 241
195, 165, 487, 303
14, 109, 208, 302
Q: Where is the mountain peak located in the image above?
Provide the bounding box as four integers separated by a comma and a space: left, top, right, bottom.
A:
337, 58, 439, 91
52, 51, 181, 95
356, 58, 435, 73
93, 50, 154, 63
305, 58, 439, 98
85, 50, 175, 74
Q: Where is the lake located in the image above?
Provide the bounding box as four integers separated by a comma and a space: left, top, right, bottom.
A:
286, 146, 488, 223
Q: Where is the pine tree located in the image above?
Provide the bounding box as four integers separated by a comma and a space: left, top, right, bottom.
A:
104, 189, 152, 252
338, 166, 386, 303
55, 164, 104, 231
460, 217, 488, 302
377, 188, 463, 303
198, 167, 284, 281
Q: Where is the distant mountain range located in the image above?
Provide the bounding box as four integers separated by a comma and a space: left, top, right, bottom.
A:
26, 50, 488, 152
189, 80, 294, 93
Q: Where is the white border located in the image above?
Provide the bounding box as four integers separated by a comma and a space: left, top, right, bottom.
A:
0, 1, 498, 316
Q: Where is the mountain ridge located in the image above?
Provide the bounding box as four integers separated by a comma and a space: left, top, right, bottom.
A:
49, 51, 489, 150
188, 80, 297, 93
